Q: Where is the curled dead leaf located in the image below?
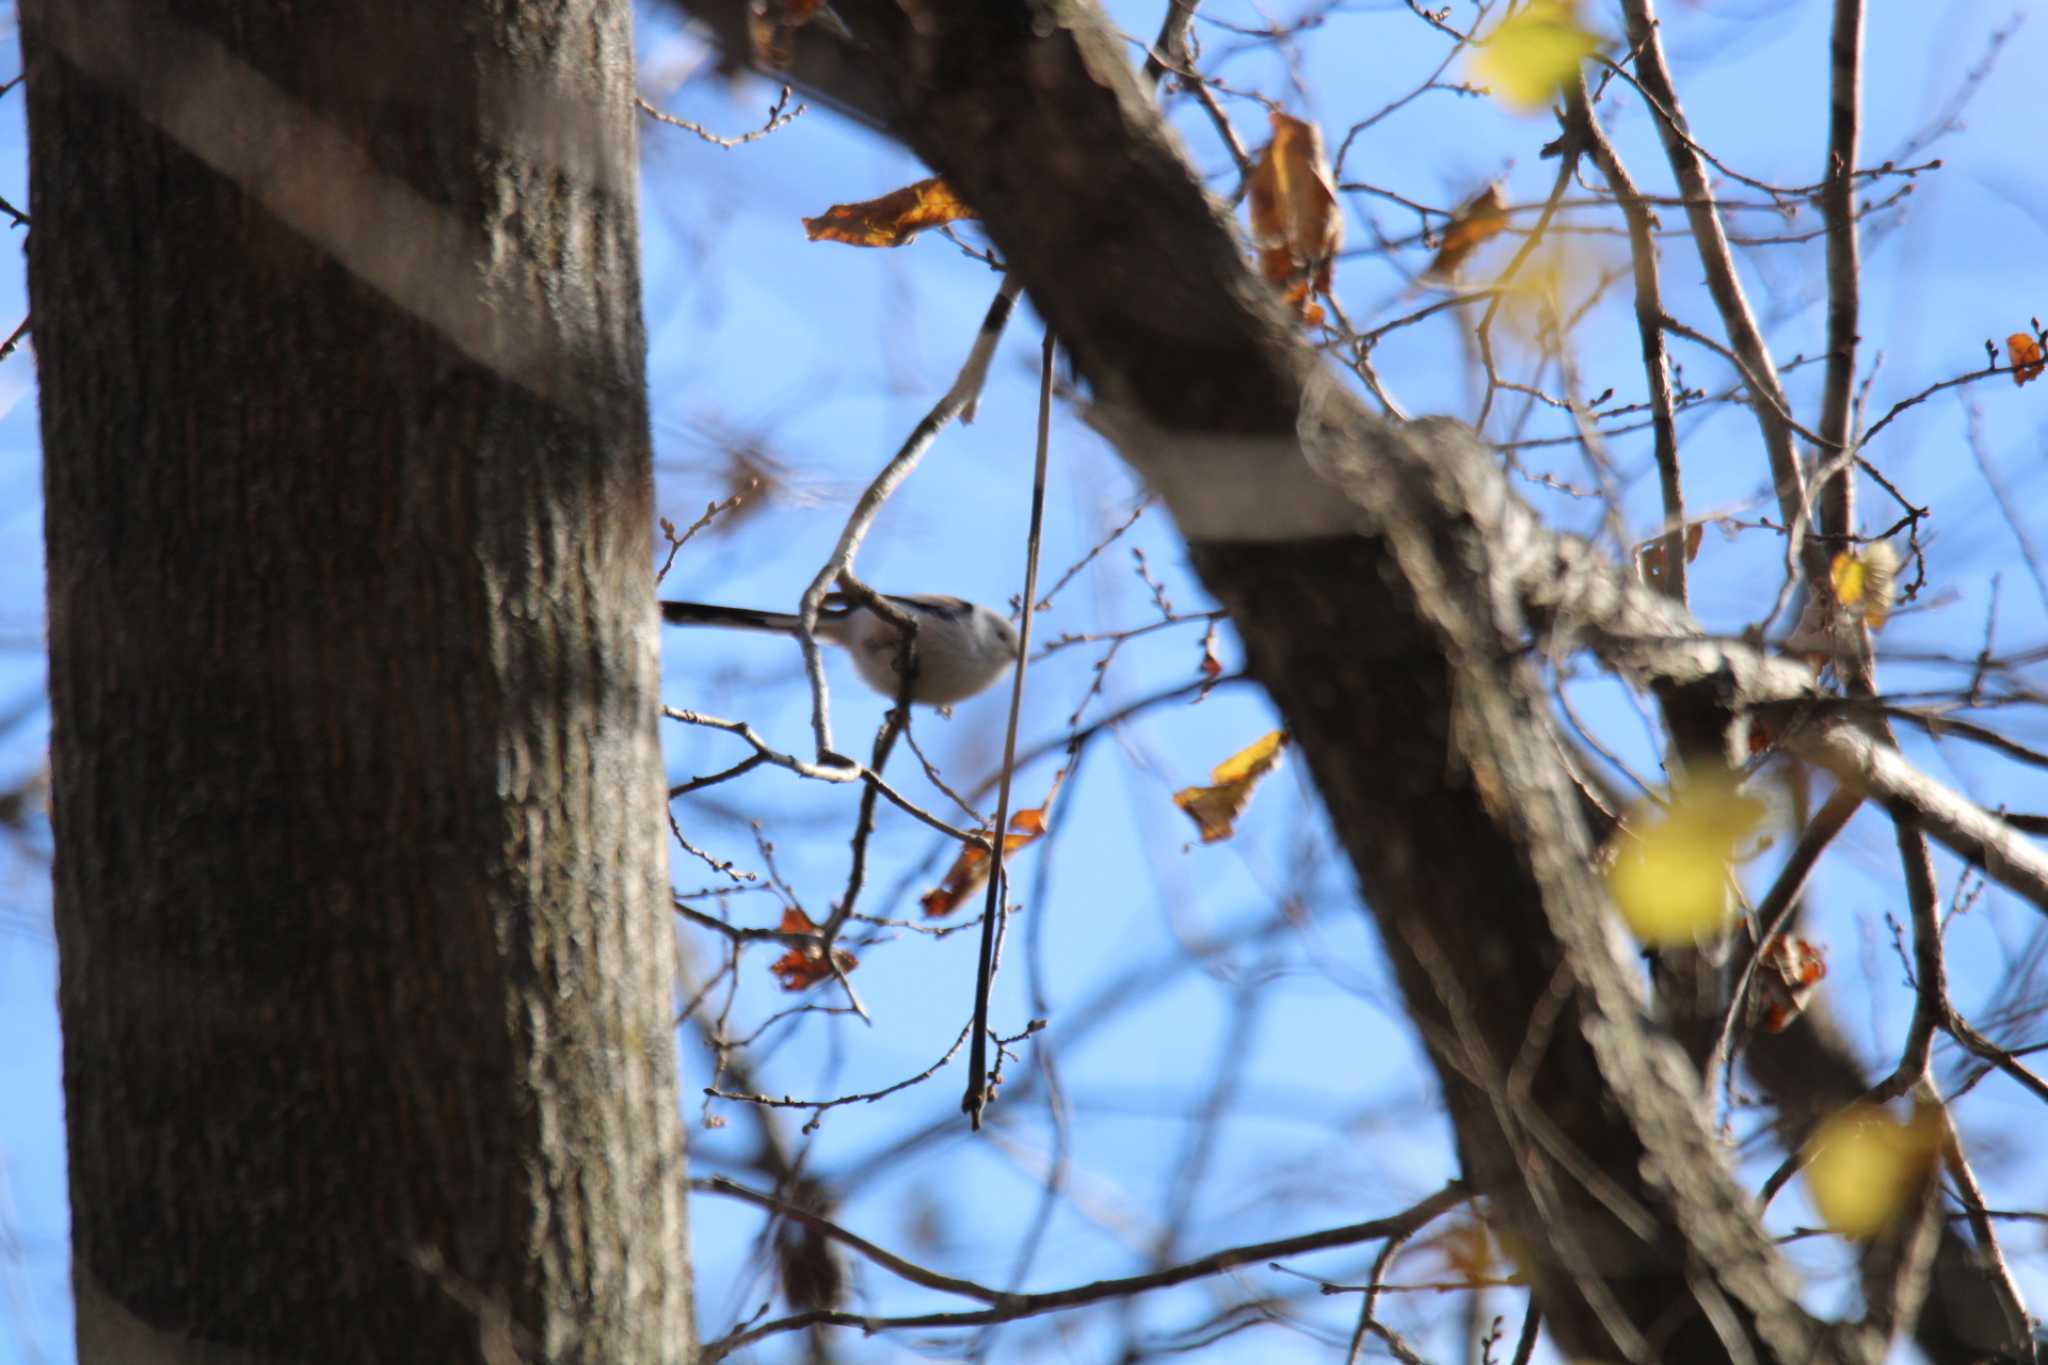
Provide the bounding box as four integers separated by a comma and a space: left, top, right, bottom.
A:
1636, 521, 1704, 591
1173, 731, 1290, 843
1424, 184, 1509, 283
920, 769, 1066, 917
802, 178, 977, 248
1752, 933, 1826, 1034
768, 907, 858, 991
1247, 113, 1341, 325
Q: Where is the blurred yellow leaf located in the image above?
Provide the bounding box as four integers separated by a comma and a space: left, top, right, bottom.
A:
1606, 780, 1764, 945
1805, 1104, 1940, 1239
1829, 541, 1900, 630
1494, 241, 1609, 356
802, 178, 976, 247
1470, 1, 1600, 113
1174, 731, 1290, 843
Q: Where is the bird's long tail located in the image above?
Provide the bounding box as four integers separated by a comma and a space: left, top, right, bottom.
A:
659, 601, 807, 634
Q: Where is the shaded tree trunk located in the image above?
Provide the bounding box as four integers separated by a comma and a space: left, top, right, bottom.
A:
25, 1, 692, 1360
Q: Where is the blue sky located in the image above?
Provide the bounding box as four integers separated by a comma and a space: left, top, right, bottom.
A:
5, 0, 2048, 1360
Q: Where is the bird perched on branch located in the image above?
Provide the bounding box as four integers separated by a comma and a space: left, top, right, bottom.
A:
661, 593, 1017, 705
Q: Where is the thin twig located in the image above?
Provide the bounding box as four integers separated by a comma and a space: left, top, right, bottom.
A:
963, 331, 1055, 1128
635, 87, 804, 149
697, 1180, 1469, 1360
663, 706, 986, 846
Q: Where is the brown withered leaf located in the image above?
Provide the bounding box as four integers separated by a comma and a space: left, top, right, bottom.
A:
1636, 521, 1704, 590
802, 177, 977, 248
1424, 183, 1508, 283
920, 769, 1067, 917
768, 907, 858, 991
1247, 113, 1341, 324
1752, 933, 1826, 1034
748, 0, 827, 70
1173, 731, 1290, 843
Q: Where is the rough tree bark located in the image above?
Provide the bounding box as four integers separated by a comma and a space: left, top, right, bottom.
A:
656, 0, 2048, 1359
25, 1, 692, 1361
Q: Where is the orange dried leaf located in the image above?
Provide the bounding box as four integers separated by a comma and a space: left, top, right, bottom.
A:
920, 769, 1066, 917
1424, 184, 1509, 283
2009, 332, 2045, 386
1173, 731, 1290, 843
802, 177, 977, 248
1247, 113, 1341, 324
768, 907, 858, 991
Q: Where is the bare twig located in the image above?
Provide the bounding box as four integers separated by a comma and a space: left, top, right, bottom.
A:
963, 331, 1054, 1128
1618, 0, 1820, 592
663, 706, 986, 846
697, 1180, 1470, 1360
1568, 76, 1684, 602
636, 86, 805, 149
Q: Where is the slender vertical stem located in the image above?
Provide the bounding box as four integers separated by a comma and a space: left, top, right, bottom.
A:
1569, 76, 1686, 604
963, 331, 1054, 1127
1817, 0, 1865, 548
1618, 0, 1825, 586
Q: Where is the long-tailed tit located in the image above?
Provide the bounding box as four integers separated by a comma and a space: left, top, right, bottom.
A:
660, 593, 1018, 705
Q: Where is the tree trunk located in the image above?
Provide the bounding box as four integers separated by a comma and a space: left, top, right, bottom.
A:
25, 2, 692, 1360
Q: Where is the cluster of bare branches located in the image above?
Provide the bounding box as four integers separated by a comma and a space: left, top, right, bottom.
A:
635, 0, 2048, 1359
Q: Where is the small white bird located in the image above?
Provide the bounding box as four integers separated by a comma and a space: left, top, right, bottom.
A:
661, 593, 1018, 705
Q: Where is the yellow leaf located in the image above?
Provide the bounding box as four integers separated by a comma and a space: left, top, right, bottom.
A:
1605, 780, 1764, 945
1173, 731, 1290, 843
802, 178, 977, 248
1805, 1104, 1940, 1239
1494, 240, 1610, 357
1470, 1, 1600, 113
1830, 542, 1900, 630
